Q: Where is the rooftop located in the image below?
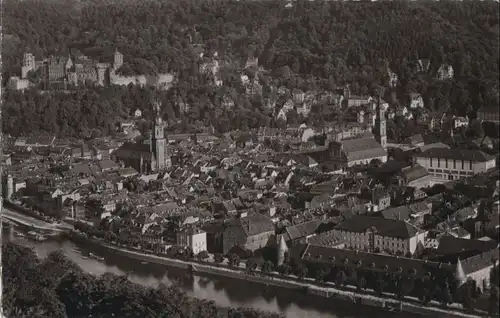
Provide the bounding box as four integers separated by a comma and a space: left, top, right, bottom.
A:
419, 142, 450, 152
285, 219, 321, 241
338, 138, 386, 162
229, 213, 275, 237
334, 215, 422, 239
401, 164, 429, 182
414, 148, 495, 162
300, 244, 453, 278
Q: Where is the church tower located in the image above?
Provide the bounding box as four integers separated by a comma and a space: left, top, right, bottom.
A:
150, 99, 171, 172
374, 97, 387, 149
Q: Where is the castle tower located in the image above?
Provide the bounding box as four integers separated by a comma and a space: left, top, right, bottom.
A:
455, 257, 466, 287
113, 50, 123, 70
21, 52, 36, 78
23, 53, 35, 69
277, 235, 288, 266
150, 99, 171, 172
374, 97, 387, 149
96, 66, 107, 86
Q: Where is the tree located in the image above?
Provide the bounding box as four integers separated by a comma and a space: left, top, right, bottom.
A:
3, 242, 284, 318
336, 270, 347, 287
245, 258, 257, 272
229, 253, 240, 268
184, 247, 194, 260
491, 264, 499, 288
262, 260, 274, 273
214, 254, 225, 265
441, 281, 453, 307
297, 266, 308, 281
196, 251, 209, 261
315, 268, 327, 284
277, 264, 291, 276
395, 276, 405, 300
38, 250, 82, 290
460, 281, 477, 313
375, 272, 388, 296
356, 274, 367, 292
488, 285, 499, 316
418, 274, 434, 306
56, 271, 97, 317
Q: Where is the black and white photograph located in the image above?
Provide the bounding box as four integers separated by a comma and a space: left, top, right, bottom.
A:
0, 0, 499, 317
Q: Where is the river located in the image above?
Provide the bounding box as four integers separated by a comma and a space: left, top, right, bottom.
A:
10, 235, 432, 318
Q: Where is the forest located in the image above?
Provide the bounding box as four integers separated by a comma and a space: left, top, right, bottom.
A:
1, 0, 499, 137
2, 242, 283, 318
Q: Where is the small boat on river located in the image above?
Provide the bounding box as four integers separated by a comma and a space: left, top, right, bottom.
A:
89, 253, 105, 262
26, 231, 47, 242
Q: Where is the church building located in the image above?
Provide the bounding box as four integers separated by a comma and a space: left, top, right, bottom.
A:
114, 99, 171, 174
325, 98, 388, 170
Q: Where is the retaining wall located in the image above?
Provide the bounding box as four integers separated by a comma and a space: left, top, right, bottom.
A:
67, 232, 481, 318
4, 201, 47, 222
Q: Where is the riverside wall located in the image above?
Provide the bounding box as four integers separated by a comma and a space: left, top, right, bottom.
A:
3, 201, 47, 222
66, 231, 482, 318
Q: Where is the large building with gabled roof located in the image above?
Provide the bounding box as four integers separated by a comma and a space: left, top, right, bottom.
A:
222, 212, 275, 254
330, 215, 426, 255
413, 148, 496, 183
328, 136, 388, 170
293, 236, 498, 292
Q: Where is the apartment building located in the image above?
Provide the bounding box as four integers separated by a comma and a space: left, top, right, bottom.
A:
413, 148, 496, 182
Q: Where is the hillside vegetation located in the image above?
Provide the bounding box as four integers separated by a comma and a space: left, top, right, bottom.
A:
2, 0, 499, 136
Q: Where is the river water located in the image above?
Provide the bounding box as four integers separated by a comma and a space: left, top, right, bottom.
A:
10, 235, 426, 318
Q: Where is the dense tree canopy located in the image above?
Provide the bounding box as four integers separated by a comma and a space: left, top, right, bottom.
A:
2, 242, 283, 318
2, 0, 499, 137
2, 86, 166, 138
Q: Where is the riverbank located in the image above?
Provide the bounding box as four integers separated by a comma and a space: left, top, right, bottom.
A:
66, 231, 483, 318
2, 202, 71, 233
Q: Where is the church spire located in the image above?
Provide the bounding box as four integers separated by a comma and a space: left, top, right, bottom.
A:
152, 98, 162, 126
277, 235, 288, 266
455, 257, 466, 287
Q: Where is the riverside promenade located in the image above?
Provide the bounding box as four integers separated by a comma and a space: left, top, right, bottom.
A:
1, 207, 71, 233
68, 231, 483, 318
